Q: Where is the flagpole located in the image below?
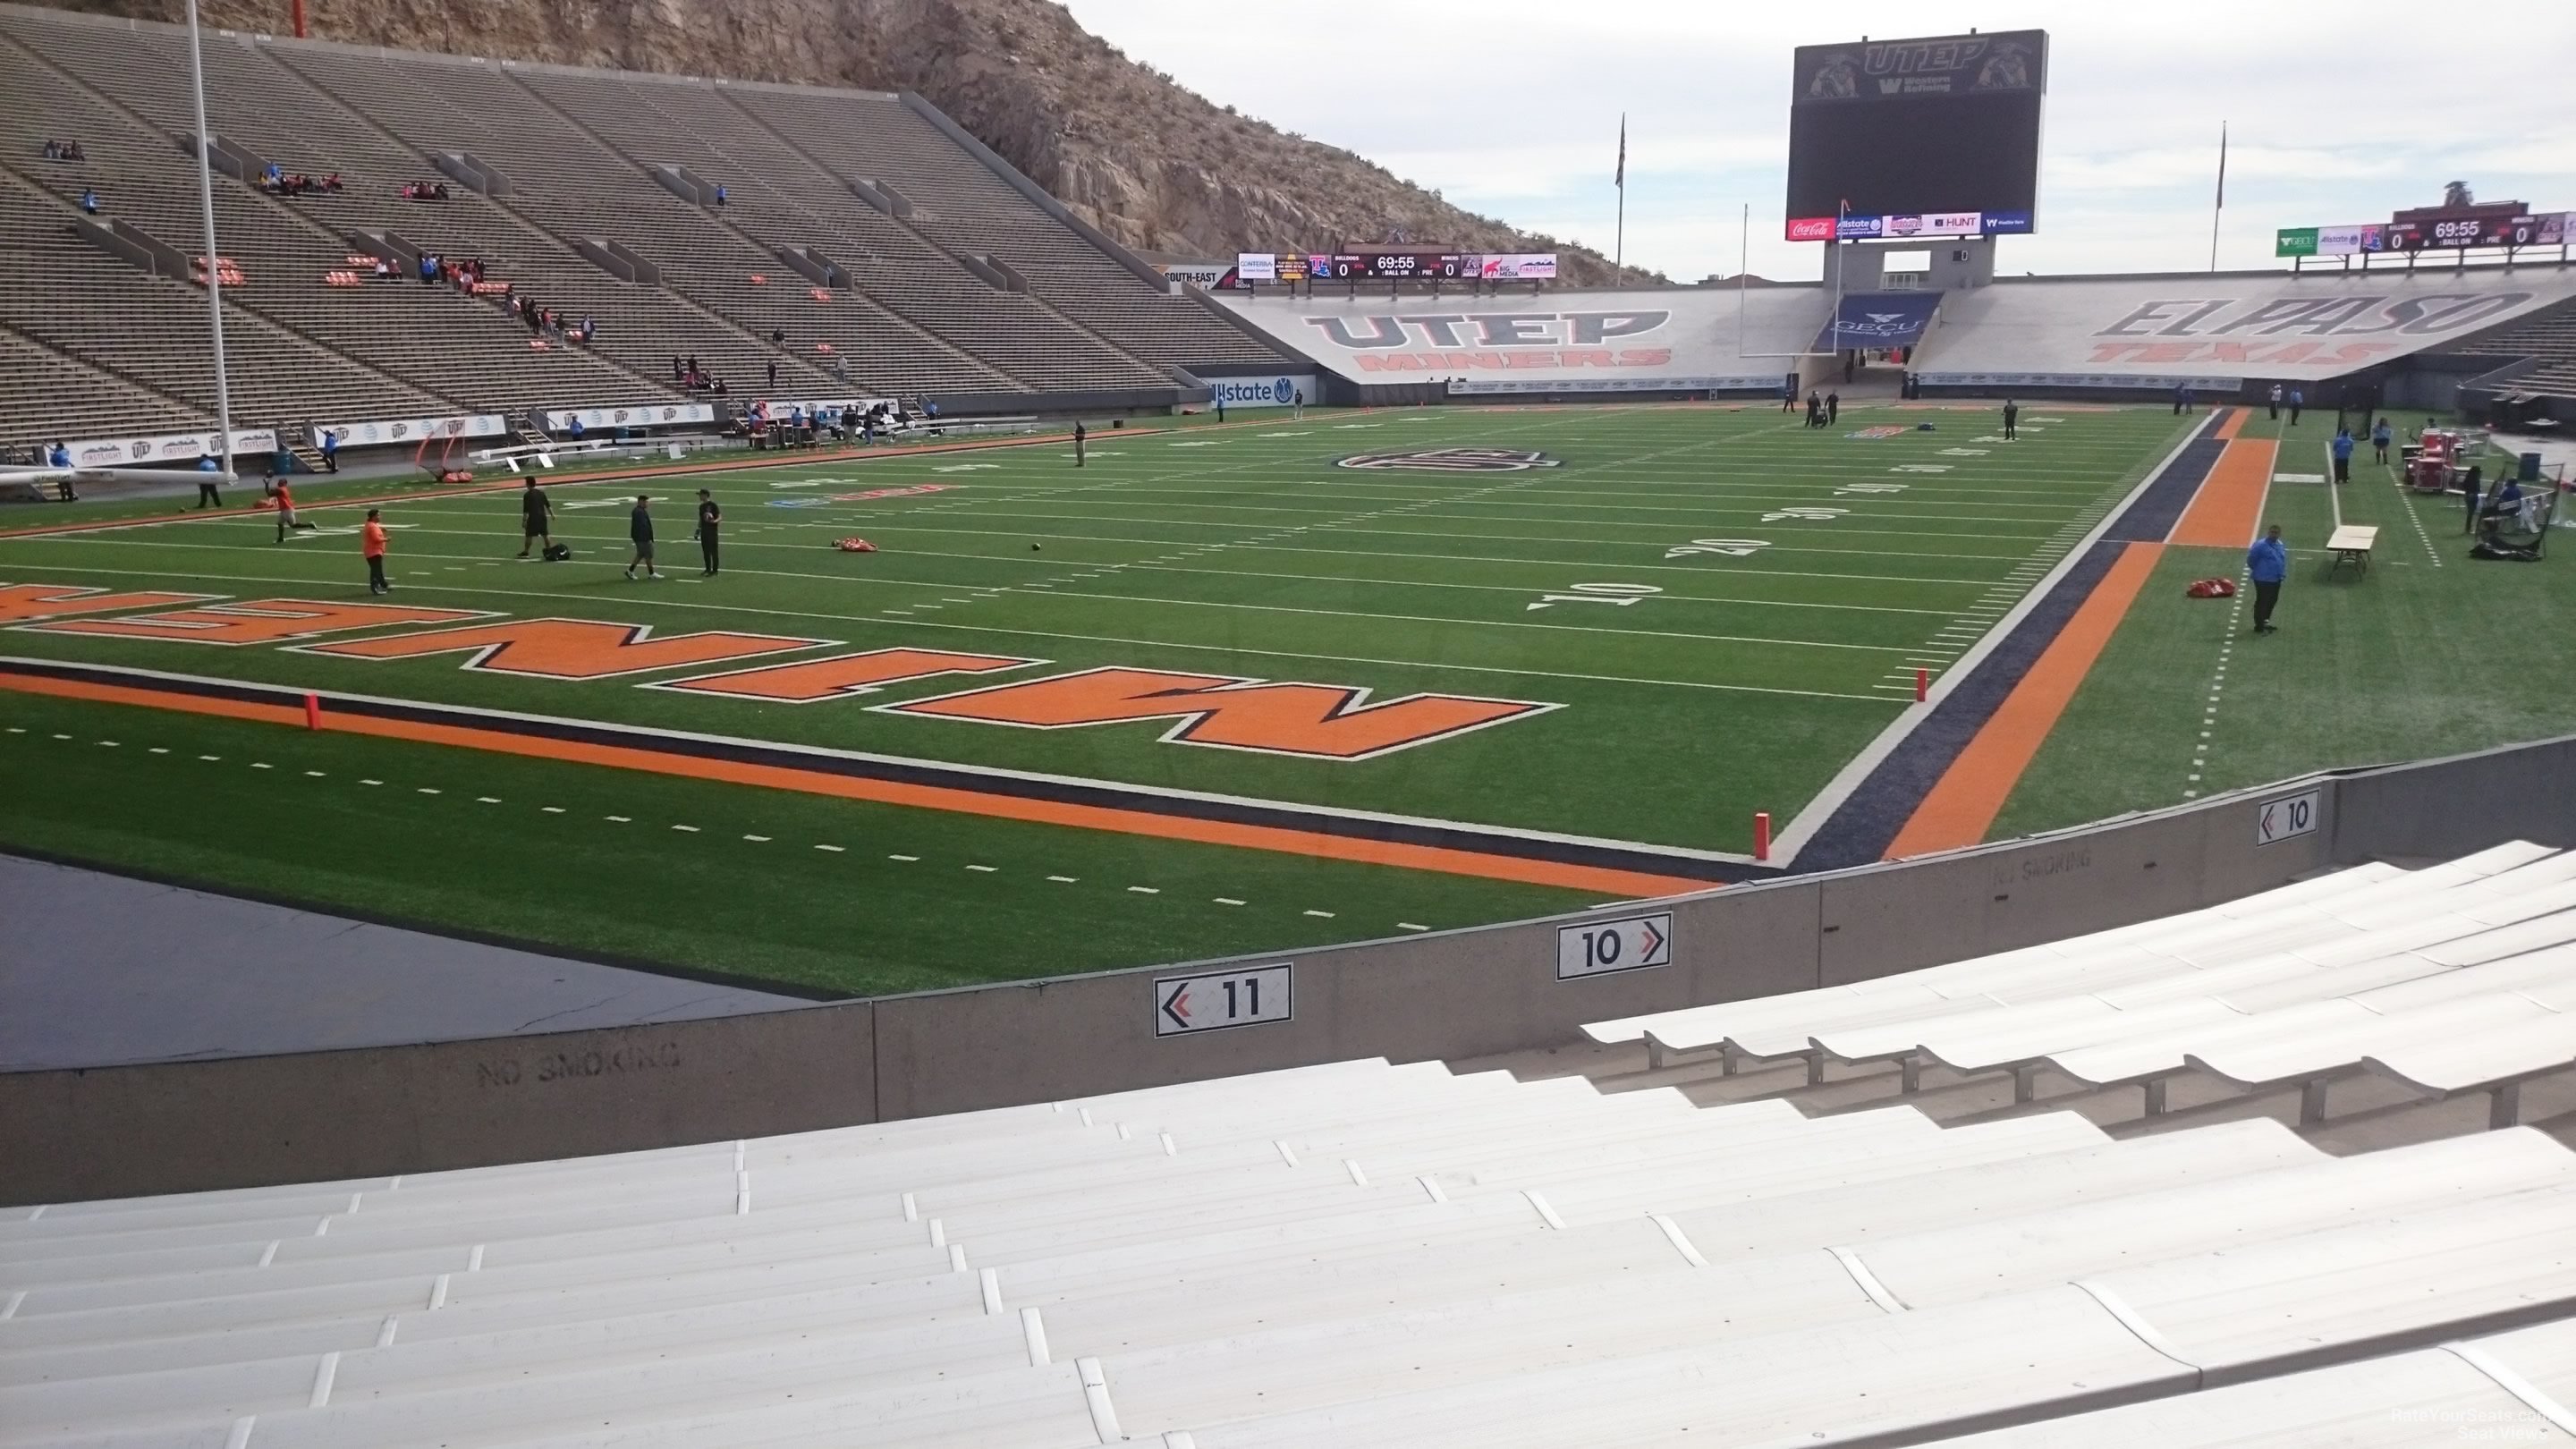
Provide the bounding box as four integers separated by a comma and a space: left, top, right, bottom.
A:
2208, 121, 2227, 272
1613, 114, 1626, 288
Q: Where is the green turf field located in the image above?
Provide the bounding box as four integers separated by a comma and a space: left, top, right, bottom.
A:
0, 402, 2197, 991
1996, 410, 2576, 836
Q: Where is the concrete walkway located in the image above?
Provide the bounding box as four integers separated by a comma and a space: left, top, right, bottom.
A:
0, 854, 816, 1071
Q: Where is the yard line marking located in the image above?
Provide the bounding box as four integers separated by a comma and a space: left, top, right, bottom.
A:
815, 843, 844, 852
1304, 909, 1335, 918
478, 796, 501, 803
890, 853, 919, 861
416, 787, 439, 794
359, 777, 382, 785
542, 806, 564, 813
743, 835, 771, 843
1398, 922, 1430, 932
966, 863, 996, 871
1048, 875, 1078, 882
671, 824, 699, 832
250, 761, 272, 769
1128, 886, 1159, 894
606, 815, 631, 822
1214, 897, 1245, 906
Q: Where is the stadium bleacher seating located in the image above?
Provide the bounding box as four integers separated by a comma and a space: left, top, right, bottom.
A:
4, 1033, 2572, 1445
2447, 295, 2576, 401
1582, 843, 2576, 1141
0, 4, 1284, 452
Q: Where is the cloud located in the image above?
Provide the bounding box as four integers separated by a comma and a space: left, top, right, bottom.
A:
1062, 0, 2576, 279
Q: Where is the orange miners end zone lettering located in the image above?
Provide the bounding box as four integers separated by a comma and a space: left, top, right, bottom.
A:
881, 666, 1555, 760
650, 647, 1036, 704
26, 598, 487, 647
0, 583, 221, 624
298, 618, 828, 680
1884, 540, 2167, 860
0, 670, 1706, 897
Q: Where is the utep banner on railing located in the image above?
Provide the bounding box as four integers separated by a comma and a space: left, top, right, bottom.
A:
538, 403, 716, 433
66, 427, 277, 469
318, 414, 507, 448
1814, 291, 1940, 352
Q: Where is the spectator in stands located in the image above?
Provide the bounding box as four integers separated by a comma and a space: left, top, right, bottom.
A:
2331, 427, 2354, 485
79, 189, 98, 215
193, 454, 224, 509
419, 252, 439, 285
361, 508, 390, 593
924, 398, 939, 420
769, 328, 786, 345
715, 184, 728, 207
321, 173, 342, 193
672, 355, 684, 382
580, 317, 595, 344
47, 440, 73, 502
2287, 387, 2304, 426
832, 355, 849, 384
41, 140, 60, 159
372, 256, 393, 281
565, 414, 586, 442
265, 163, 283, 188
766, 360, 777, 391
2247, 524, 2286, 635
319, 429, 338, 473
2372, 417, 2394, 463
625, 496, 661, 580
712, 377, 728, 396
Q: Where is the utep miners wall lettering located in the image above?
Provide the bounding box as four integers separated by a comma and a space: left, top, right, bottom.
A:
4, 585, 1561, 761
1304, 313, 1674, 374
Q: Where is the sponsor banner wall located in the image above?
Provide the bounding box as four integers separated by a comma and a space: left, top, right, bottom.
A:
1450, 376, 1781, 395
66, 427, 277, 469
538, 402, 719, 432
1199, 374, 1318, 409
1477, 253, 1558, 280
319, 413, 506, 448
1235, 252, 1276, 283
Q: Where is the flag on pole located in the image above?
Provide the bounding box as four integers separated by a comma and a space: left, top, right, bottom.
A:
2214, 122, 2227, 209
1614, 114, 1626, 189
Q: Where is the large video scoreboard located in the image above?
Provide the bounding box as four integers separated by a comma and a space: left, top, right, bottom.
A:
1784, 30, 2048, 241
1236, 251, 1558, 282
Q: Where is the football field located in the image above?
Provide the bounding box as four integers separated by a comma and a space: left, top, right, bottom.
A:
0, 402, 2198, 993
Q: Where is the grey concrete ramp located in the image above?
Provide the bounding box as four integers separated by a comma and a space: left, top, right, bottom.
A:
0, 854, 815, 1071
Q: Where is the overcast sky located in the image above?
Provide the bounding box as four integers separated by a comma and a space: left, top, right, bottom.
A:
1059, 1, 2576, 280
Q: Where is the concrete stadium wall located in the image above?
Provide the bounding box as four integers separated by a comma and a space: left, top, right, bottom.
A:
9, 737, 2573, 1204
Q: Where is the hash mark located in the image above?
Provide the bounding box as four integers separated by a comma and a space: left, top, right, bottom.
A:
890, 853, 919, 861
814, 844, 844, 852
672, 825, 700, 833
1214, 897, 1245, 906
1128, 886, 1160, 894
1304, 910, 1336, 918
1047, 875, 1077, 883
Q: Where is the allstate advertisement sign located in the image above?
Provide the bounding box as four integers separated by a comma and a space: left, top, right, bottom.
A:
1202, 375, 1315, 409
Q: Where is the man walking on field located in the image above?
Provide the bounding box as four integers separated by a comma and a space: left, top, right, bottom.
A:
625, 495, 661, 580
360, 508, 391, 594
2247, 523, 2287, 635
515, 478, 554, 558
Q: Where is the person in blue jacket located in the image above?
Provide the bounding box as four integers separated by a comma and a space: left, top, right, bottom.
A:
2330, 428, 2354, 485
2248, 524, 2288, 635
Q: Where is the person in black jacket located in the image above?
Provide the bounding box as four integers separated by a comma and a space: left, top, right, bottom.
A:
694, 488, 721, 577
624, 495, 661, 580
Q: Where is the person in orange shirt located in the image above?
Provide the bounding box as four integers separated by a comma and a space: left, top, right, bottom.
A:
361, 507, 391, 594
271, 479, 317, 543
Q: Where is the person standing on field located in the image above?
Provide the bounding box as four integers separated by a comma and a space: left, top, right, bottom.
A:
2288, 387, 2304, 426
361, 508, 390, 594
2331, 427, 2354, 485
1825, 390, 1841, 426
694, 487, 721, 577
626, 495, 660, 580
2267, 382, 2283, 419
2372, 416, 2393, 463
2247, 523, 2287, 635
515, 478, 553, 558
2001, 398, 2021, 440
1072, 419, 1087, 467
193, 455, 224, 509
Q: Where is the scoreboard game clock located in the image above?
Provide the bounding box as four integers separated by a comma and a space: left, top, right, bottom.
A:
1308, 252, 1482, 280
2385, 213, 2555, 251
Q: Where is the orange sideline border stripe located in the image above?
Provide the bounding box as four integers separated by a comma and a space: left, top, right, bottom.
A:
2212, 406, 2247, 441
0, 671, 1717, 900
1882, 540, 2166, 859
2167, 435, 2277, 547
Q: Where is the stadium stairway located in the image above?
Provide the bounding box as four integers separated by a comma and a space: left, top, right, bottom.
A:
3, 1059, 2573, 1445
0, 324, 203, 448
1521, 843, 2576, 1157
2445, 293, 2576, 402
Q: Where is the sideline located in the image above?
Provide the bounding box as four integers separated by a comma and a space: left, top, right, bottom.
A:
0, 659, 1733, 898
2168, 428, 2278, 547
1880, 541, 2165, 858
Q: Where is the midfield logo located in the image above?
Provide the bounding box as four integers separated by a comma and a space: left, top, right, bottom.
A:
1336, 448, 1562, 472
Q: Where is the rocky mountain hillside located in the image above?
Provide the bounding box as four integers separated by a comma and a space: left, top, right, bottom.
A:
54, 0, 1654, 286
